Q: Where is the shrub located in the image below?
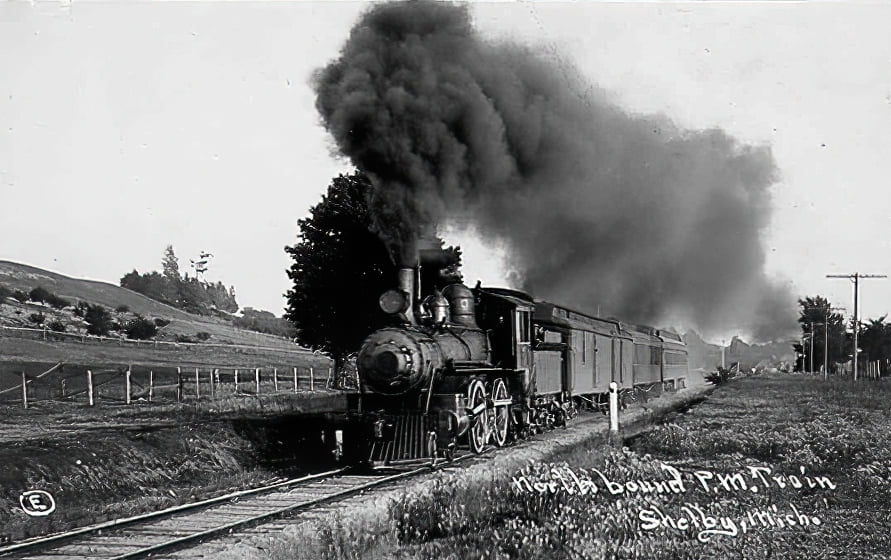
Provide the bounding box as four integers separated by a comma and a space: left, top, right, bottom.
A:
115, 304, 130, 313
124, 316, 158, 340
73, 301, 90, 318
28, 286, 52, 303
195, 331, 211, 342
704, 366, 737, 385
13, 290, 29, 303
153, 318, 170, 328
175, 334, 194, 343
84, 304, 113, 336
46, 294, 70, 309
48, 320, 67, 332
28, 312, 45, 325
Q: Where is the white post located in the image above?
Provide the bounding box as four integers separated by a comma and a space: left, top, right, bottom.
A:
273, 367, 279, 392
234, 369, 239, 393
148, 370, 154, 403
293, 367, 298, 393
609, 381, 619, 434
195, 367, 200, 399
125, 367, 131, 404
87, 370, 94, 406
255, 368, 260, 395
21, 371, 28, 409
310, 367, 314, 392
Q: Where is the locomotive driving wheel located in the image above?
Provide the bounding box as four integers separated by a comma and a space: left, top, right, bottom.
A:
490, 378, 510, 447
467, 379, 487, 454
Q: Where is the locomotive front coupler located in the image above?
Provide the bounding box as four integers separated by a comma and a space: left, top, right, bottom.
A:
373, 417, 396, 441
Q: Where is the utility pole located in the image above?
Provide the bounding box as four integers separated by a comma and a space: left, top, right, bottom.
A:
827, 273, 887, 381
809, 322, 815, 374
821, 306, 845, 380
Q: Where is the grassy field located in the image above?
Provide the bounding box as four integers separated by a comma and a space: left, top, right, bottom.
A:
243, 375, 891, 560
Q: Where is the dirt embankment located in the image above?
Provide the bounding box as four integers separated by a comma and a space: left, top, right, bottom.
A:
0, 412, 339, 544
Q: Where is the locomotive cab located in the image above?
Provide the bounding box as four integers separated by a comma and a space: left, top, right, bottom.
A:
474, 287, 534, 371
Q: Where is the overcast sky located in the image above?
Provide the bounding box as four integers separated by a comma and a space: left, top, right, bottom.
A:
2, 1, 890, 339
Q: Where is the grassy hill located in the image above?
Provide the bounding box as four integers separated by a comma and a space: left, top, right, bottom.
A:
0, 260, 296, 349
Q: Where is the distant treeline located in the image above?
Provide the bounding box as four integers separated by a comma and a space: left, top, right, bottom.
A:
120, 269, 238, 315
232, 308, 297, 339
120, 245, 238, 316
119, 246, 295, 339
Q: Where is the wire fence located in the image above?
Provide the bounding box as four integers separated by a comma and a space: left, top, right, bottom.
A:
0, 361, 359, 408
0, 325, 311, 355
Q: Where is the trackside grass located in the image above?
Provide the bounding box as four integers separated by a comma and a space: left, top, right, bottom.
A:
247, 376, 891, 560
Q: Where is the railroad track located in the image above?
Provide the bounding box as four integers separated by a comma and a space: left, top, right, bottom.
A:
0, 390, 704, 559
0, 461, 468, 560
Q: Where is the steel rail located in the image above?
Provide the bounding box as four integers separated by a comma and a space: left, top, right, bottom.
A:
106, 464, 445, 560
0, 468, 347, 557
0, 455, 475, 560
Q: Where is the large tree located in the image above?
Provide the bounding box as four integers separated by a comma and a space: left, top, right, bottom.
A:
284, 171, 461, 368
794, 296, 847, 373
858, 316, 891, 369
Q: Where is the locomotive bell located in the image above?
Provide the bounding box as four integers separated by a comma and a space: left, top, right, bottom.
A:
423, 292, 450, 324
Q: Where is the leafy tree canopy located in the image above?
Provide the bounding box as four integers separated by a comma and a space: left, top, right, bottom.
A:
858, 316, 891, 365
284, 171, 461, 367
794, 295, 848, 373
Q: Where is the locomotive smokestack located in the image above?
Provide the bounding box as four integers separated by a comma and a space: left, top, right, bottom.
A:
397, 267, 416, 325
397, 235, 420, 324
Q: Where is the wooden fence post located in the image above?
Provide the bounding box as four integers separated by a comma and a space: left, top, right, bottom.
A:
176, 367, 183, 402
21, 372, 28, 409
195, 367, 200, 399
273, 367, 279, 392
310, 367, 314, 392
234, 369, 239, 393
87, 370, 94, 406
293, 367, 298, 393
125, 367, 131, 405
255, 368, 260, 395
213, 369, 220, 397
328, 367, 333, 389
148, 370, 154, 403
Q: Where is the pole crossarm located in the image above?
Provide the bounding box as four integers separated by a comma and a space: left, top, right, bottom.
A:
826, 273, 887, 381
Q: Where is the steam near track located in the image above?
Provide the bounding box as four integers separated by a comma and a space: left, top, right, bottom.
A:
313, 1, 796, 341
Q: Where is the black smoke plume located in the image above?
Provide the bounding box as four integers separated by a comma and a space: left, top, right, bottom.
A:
314, 1, 796, 340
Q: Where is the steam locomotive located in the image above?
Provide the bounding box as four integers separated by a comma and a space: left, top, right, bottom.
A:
349, 265, 688, 467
